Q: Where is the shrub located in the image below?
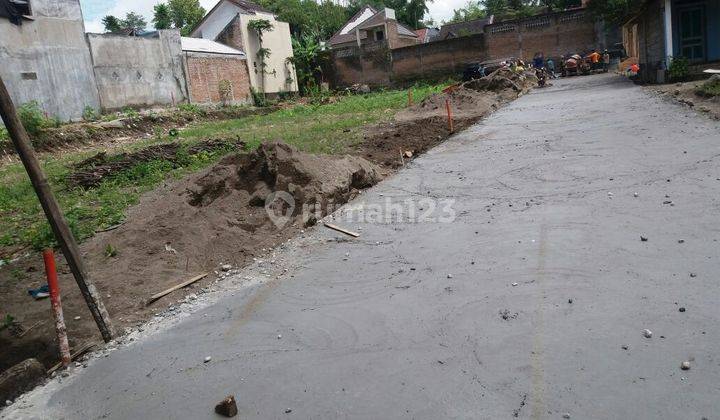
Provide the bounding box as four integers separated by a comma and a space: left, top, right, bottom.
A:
122, 106, 140, 119
18, 101, 53, 136
82, 106, 99, 122
178, 103, 204, 115
668, 57, 690, 82
250, 87, 269, 107
695, 75, 720, 98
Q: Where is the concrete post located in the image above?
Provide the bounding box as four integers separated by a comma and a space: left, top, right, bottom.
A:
664, 0, 674, 65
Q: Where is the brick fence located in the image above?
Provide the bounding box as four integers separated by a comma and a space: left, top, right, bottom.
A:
185, 53, 252, 105
331, 8, 603, 88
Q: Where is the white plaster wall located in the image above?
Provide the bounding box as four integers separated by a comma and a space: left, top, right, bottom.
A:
0, 0, 100, 121
240, 14, 298, 94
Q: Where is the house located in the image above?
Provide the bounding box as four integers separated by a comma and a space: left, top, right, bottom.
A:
437, 16, 495, 41
328, 5, 419, 50
414, 27, 440, 43
181, 37, 251, 105
0, 0, 100, 121
623, 0, 720, 82
190, 0, 298, 96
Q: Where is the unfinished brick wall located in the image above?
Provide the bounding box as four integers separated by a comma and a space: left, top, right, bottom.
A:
216, 15, 245, 53
391, 34, 488, 83
485, 10, 598, 61
185, 54, 251, 104
331, 9, 600, 88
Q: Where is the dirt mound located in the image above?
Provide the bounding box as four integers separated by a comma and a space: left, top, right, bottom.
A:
357, 68, 536, 168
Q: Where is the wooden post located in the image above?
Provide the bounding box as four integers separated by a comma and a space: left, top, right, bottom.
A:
407, 89, 414, 106
445, 98, 454, 133
44, 250, 71, 367
0, 76, 115, 342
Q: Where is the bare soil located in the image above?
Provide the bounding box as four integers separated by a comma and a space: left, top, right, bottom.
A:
0, 68, 535, 373
648, 78, 720, 120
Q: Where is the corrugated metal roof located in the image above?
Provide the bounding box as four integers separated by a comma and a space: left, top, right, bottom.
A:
181, 37, 246, 56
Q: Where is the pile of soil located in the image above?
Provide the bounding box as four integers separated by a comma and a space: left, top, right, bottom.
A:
356, 67, 536, 168
648, 76, 720, 120
0, 68, 534, 373
0, 142, 382, 371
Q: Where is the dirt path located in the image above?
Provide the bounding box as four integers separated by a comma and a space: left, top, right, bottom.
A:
5, 73, 719, 419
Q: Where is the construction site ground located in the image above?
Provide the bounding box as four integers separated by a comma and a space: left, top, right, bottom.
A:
4, 73, 719, 419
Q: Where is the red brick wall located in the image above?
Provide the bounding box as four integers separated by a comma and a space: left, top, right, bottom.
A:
216, 16, 245, 52
331, 9, 599, 87
185, 54, 251, 104
485, 10, 597, 61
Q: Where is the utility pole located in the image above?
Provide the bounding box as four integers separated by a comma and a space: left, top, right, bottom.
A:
0, 76, 115, 343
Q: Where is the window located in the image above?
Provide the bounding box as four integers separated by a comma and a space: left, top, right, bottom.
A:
375, 30, 384, 41
0, 0, 31, 25
678, 6, 706, 61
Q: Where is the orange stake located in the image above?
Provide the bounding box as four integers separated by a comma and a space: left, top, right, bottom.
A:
44, 249, 71, 367
445, 98, 454, 133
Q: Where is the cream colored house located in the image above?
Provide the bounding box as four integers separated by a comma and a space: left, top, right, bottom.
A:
190, 0, 298, 95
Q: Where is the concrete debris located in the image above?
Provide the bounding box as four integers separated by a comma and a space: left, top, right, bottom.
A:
204, 356, 212, 363
221, 264, 232, 272
214, 395, 238, 418
562, 413, 571, 419
680, 361, 691, 370
642, 329, 653, 338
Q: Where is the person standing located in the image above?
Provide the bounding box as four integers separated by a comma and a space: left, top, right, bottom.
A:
587, 49, 601, 71
546, 57, 556, 78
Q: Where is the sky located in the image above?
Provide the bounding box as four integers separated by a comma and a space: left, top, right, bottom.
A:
79, 0, 467, 33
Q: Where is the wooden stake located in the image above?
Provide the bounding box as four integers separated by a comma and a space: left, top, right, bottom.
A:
324, 222, 360, 238
445, 98, 454, 133
0, 75, 115, 342
408, 89, 414, 106
44, 249, 71, 367
147, 273, 208, 305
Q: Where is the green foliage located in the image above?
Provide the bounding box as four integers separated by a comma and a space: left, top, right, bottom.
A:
153, 3, 173, 29
83, 106, 99, 122
18, 101, 57, 136
257, 0, 349, 39
168, 0, 206, 35
347, 0, 431, 29
668, 56, 690, 82
251, 87, 270, 107
248, 19, 274, 43
449, 0, 580, 23
122, 107, 140, 119
0, 314, 14, 331
102, 12, 147, 33
178, 103, 204, 114
104, 244, 118, 258
101, 15, 122, 33
587, 0, 643, 26
0, 127, 8, 143
218, 80, 233, 106
290, 35, 326, 95
449, 1, 487, 23
696, 76, 720, 98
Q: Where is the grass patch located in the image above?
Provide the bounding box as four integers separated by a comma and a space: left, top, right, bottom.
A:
696, 77, 720, 98
0, 84, 446, 256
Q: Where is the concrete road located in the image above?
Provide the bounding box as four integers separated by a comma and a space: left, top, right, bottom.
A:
6, 74, 720, 419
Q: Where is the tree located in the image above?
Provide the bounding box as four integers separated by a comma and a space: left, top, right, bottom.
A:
448, 1, 487, 23
153, 3, 173, 30
168, 0, 206, 35
122, 12, 147, 32
257, 0, 349, 40
101, 15, 122, 33
289, 35, 325, 94
587, 0, 643, 25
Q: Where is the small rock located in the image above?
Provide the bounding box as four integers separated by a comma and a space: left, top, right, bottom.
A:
642, 329, 653, 338
562, 413, 571, 419
277, 334, 282, 339
74, 316, 81, 321
221, 264, 232, 272
690, 273, 697, 278
678, 239, 685, 244
512, 282, 518, 287
447, 274, 453, 279
621, 345, 629, 350
5, 400, 12, 406
680, 361, 691, 370
633, 192, 639, 197
214, 395, 238, 417
568, 298, 573, 304
285, 408, 293, 414
640, 236, 648, 242
679, 307, 686, 312
204, 356, 212, 363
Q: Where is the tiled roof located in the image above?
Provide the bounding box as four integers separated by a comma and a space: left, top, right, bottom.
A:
437, 16, 494, 40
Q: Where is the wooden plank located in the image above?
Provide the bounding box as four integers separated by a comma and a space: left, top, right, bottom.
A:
147, 273, 208, 305
323, 222, 360, 238
47, 342, 98, 374
0, 75, 115, 343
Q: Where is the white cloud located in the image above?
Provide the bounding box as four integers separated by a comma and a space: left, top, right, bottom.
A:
428, 0, 469, 24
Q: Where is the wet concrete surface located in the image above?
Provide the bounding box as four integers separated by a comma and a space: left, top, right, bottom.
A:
6, 74, 720, 419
